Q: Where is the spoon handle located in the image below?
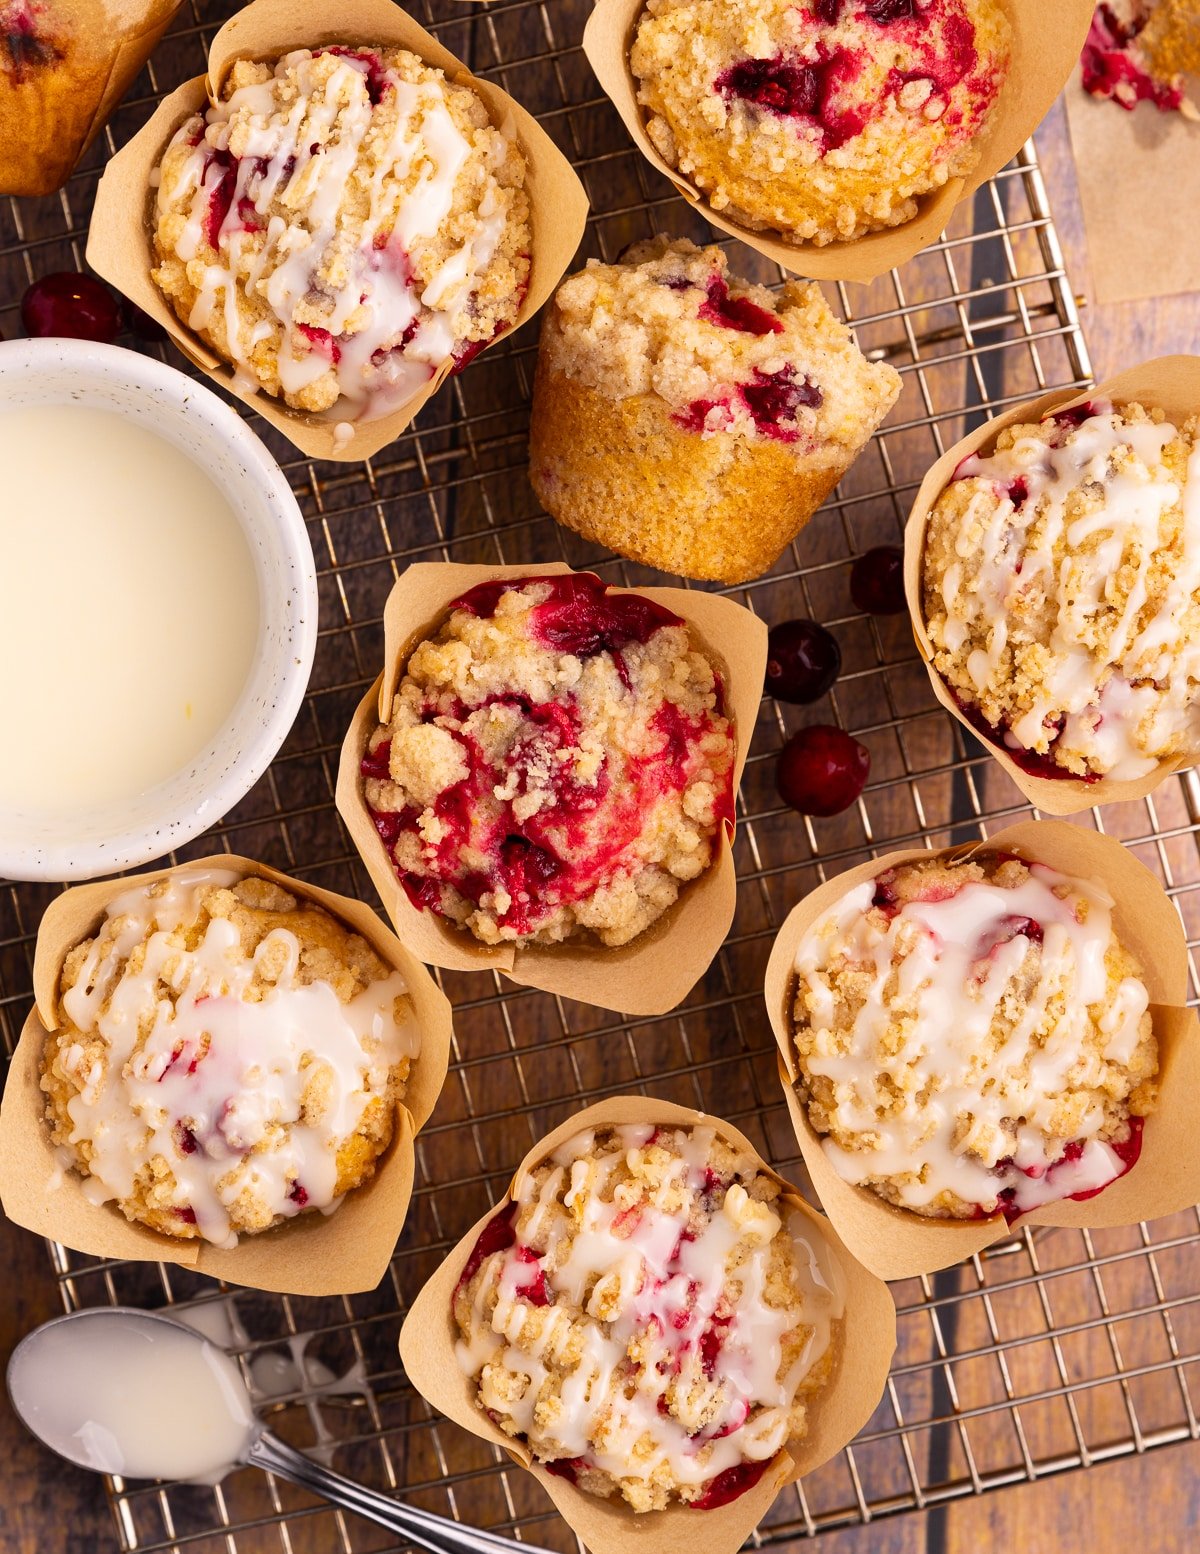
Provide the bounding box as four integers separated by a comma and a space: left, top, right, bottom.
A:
246, 1430, 557, 1554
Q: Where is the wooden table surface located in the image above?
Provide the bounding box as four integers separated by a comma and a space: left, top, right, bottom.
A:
2, 88, 1198, 1554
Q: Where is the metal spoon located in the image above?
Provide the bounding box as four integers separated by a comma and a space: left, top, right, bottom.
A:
7, 1307, 553, 1554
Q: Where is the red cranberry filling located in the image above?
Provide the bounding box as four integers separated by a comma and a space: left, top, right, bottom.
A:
453, 573, 684, 658
455, 1201, 519, 1294
174, 1206, 197, 1225
740, 365, 823, 437
1005, 475, 1029, 508
716, 47, 869, 151
288, 1182, 309, 1208
974, 914, 1043, 960
692, 1456, 773, 1510
949, 694, 1101, 785
319, 45, 392, 106
296, 323, 342, 364
698, 275, 782, 336
871, 872, 900, 914
545, 1456, 589, 1483
985, 1116, 1145, 1224
1081, 5, 1182, 111
1048, 400, 1098, 433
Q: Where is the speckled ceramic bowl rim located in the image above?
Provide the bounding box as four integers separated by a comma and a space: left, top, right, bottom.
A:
0, 339, 318, 881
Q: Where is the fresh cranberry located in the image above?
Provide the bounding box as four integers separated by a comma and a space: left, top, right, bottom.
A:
850, 545, 906, 615
777, 725, 869, 816
716, 48, 868, 151
21, 272, 121, 343
121, 302, 168, 342
765, 620, 842, 704
692, 1457, 772, 1510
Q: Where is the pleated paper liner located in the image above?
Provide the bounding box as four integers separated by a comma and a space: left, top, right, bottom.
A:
84, 0, 590, 462
903, 354, 1200, 815
399, 1096, 896, 1554
0, 0, 184, 197
764, 819, 1200, 1283
0, 855, 453, 1296
335, 561, 769, 1016
581, 0, 1093, 284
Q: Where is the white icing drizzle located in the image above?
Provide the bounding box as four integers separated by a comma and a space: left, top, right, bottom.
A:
53, 871, 417, 1248
160, 47, 514, 420
941, 400, 1200, 778
793, 864, 1151, 1216
454, 1125, 843, 1495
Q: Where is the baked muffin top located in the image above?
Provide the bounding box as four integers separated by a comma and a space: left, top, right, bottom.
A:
43, 869, 417, 1246
631, 0, 1011, 245
151, 45, 531, 417
791, 853, 1157, 1219
922, 399, 1200, 781
541, 236, 900, 448
362, 574, 736, 948
452, 1122, 844, 1511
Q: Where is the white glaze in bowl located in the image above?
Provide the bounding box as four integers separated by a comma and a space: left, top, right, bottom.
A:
0, 339, 317, 881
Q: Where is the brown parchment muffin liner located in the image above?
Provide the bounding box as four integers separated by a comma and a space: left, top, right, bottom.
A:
582, 0, 1093, 284
0, 854, 453, 1296
904, 355, 1200, 815
0, 0, 184, 196
335, 561, 768, 1016
765, 819, 1200, 1283
83, 0, 590, 462
399, 1096, 896, 1554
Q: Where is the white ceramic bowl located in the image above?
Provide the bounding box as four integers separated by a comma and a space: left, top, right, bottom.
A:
0, 339, 318, 881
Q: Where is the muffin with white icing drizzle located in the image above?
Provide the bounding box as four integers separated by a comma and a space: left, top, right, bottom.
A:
452, 1123, 844, 1512
42, 868, 419, 1248
922, 398, 1200, 780
791, 852, 1157, 1220
150, 45, 531, 417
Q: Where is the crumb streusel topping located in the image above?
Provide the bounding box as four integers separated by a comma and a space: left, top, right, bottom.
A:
922, 399, 1200, 781
630, 0, 1011, 246
43, 869, 418, 1247
362, 575, 736, 949
542, 235, 901, 446
791, 854, 1157, 1220
152, 46, 531, 417
452, 1123, 844, 1511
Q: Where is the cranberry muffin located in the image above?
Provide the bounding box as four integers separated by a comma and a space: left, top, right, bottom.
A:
42, 869, 418, 1248
152, 45, 531, 417
791, 853, 1157, 1219
361, 574, 736, 947
630, 0, 1012, 246
922, 399, 1200, 781
452, 1123, 844, 1511
529, 237, 901, 582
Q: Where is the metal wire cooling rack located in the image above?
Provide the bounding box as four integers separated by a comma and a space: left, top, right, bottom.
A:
3, 1, 1200, 1549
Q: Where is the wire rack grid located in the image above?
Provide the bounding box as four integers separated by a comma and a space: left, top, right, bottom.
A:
3, 1, 1200, 1550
